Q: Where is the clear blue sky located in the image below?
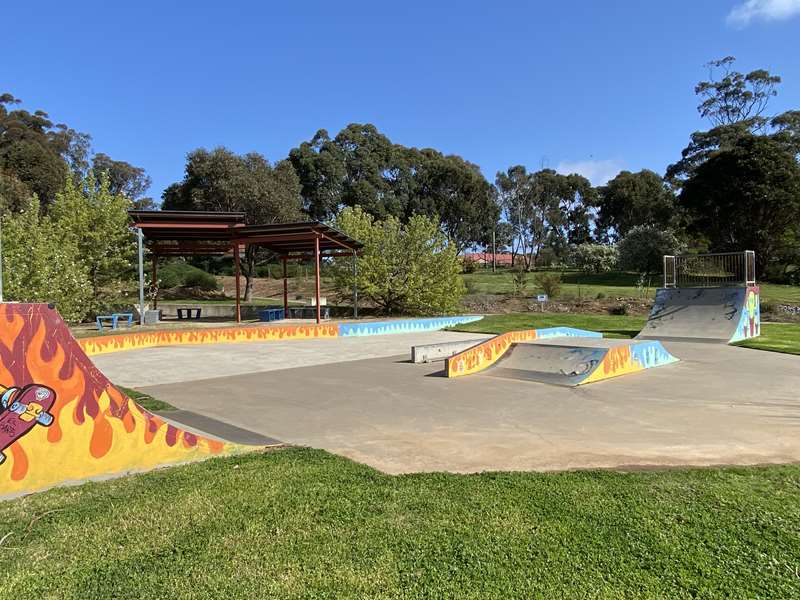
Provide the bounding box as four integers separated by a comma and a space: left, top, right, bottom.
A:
4, 0, 799, 199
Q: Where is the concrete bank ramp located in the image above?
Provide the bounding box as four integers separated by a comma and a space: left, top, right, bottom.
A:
484, 338, 679, 386
637, 286, 760, 344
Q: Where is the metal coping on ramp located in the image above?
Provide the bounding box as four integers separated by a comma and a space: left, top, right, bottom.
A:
0, 303, 252, 499
445, 327, 603, 378
78, 315, 484, 356
637, 286, 760, 345
486, 339, 679, 386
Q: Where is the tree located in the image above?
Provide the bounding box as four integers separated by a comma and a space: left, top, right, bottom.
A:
596, 170, 677, 241
163, 147, 304, 299
331, 206, 465, 315
495, 166, 595, 269
678, 135, 800, 275
0, 170, 31, 214
411, 150, 499, 252
617, 226, 683, 277
49, 173, 135, 314
1, 196, 91, 321
570, 243, 619, 274
288, 124, 498, 249
667, 57, 795, 187
92, 153, 152, 200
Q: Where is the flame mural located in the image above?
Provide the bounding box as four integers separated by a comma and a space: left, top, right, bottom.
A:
79, 323, 340, 356
0, 304, 245, 498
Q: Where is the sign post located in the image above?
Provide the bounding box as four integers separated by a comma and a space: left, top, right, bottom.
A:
536, 293, 548, 312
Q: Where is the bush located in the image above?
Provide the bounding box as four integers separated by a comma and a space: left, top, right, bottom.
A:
158, 262, 219, 291
608, 303, 629, 316
570, 243, 619, 273
533, 271, 562, 299
462, 257, 478, 273
331, 207, 465, 315
512, 267, 528, 297
617, 226, 684, 276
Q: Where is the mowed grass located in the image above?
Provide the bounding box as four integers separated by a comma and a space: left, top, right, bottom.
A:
117, 385, 176, 412
451, 313, 800, 355
1, 448, 799, 599
451, 312, 647, 339
462, 269, 800, 304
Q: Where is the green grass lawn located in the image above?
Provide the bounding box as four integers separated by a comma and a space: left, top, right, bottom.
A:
117, 385, 176, 412
462, 269, 800, 304
451, 312, 800, 355
1, 448, 799, 599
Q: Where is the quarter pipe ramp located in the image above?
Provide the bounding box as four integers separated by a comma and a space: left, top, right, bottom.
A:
637, 286, 760, 344
0, 303, 245, 498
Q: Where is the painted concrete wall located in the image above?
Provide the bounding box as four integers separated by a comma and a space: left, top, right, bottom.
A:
581, 340, 678, 385
79, 316, 484, 356
1, 304, 245, 498
729, 286, 761, 343
337, 316, 483, 337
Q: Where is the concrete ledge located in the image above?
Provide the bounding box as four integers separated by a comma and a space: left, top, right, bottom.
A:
411, 339, 483, 363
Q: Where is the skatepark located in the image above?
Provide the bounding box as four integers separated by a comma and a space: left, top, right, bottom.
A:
2, 252, 799, 500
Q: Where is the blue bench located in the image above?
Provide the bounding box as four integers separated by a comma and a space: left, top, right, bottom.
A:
96, 313, 134, 331
258, 308, 285, 322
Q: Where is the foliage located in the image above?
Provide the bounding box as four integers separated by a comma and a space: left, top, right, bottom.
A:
49, 173, 135, 314
511, 266, 528, 297
533, 271, 562, 299
495, 166, 595, 269
608, 303, 629, 316
570, 243, 619, 274
462, 256, 478, 274
158, 261, 219, 291
679, 135, 800, 274
331, 206, 465, 315
1, 196, 91, 321
92, 152, 152, 200
617, 225, 683, 276
596, 170, 676, 240
0, 93, 149, 209
666, 57, 798, 187
288, 124, 498, 251
163, 147, 304, 299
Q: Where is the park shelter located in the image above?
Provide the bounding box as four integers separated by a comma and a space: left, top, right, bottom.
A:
129, 210, 363, 324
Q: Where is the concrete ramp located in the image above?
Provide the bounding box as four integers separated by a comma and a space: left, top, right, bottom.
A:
637, 286, 760, 344
485, 338, 679, 386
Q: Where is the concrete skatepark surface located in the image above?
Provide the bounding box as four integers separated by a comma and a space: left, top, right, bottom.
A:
98, 331, 800, 474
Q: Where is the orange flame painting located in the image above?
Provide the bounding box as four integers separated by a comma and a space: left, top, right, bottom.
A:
0, 304, 245, 498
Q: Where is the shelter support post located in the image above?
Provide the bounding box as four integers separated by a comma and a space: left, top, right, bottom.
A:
314, 235, 321, 324
233, 243, 241, 323
282, 256, 288, 317
151, 254, 158, 310
137, 227, 144, 325
352, 250, 358, 319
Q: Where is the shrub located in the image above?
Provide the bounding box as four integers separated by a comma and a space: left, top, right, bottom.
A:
331, 207, 465, 315
511, 267, 528, 297
608, 303, 629, 316
617, 226, 684, 276
158, 262, 219, 291
534, 271, 562, 299
462, 257, 478, 273
570, 243, 619, 273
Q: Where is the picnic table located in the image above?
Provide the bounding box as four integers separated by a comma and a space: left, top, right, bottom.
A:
176, 307, 202, 320
96, 313, 134, 331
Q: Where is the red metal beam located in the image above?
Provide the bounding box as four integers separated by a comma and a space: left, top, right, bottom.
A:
233, 243, 241, 323
314, 235, 321, 324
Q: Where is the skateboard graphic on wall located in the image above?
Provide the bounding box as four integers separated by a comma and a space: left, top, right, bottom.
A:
0, 384, 56, 465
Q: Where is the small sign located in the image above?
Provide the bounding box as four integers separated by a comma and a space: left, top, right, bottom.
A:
537, 294, 548, 302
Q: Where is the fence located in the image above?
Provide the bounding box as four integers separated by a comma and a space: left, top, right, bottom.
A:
663, 251, 756, 288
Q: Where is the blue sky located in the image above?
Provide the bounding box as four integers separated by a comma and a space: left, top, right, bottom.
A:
4, 0, 799, 198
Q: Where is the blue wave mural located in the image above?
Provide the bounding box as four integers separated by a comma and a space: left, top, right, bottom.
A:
338, 315, 483, 337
